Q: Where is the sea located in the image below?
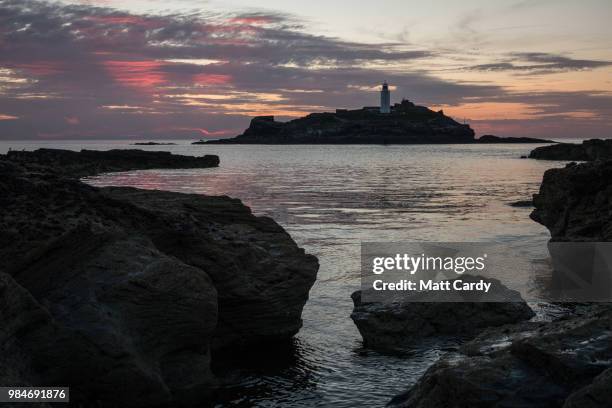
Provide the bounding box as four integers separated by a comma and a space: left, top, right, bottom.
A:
0, 140, 573, 407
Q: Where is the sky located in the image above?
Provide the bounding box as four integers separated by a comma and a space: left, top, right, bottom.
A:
0, 0, 611, 140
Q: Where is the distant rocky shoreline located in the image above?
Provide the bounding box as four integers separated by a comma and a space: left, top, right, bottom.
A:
0, 149, 318, 407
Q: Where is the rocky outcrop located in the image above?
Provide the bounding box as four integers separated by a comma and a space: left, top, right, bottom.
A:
529, 139, 612, 161
476, 135, 556, 144
0, 157, 318, 407
509, 199, 533, 207
203, 101, 475, 144
387, 308, 612, 408
5, 148, 219, 178
531, 160, 612, 241
350, 276, 534, 351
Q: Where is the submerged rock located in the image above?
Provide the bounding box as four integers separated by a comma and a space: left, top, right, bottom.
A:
531, 160, 612, 241
388, 308, 612, 408
0, 158, 318, 407
5, 148, 219, 178
350, 276, 534, 351
529, 139, 612, 161
509, 199, 533, 207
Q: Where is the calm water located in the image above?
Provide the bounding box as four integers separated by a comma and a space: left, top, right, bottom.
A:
0, 141, 569, 407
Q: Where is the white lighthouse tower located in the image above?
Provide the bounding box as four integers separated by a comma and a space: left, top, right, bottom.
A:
380, 81, 391, 113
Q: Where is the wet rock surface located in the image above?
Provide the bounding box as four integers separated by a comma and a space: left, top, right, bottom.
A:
0, 154, 318, 407
388, 308, 612, 408
350, 276, 535, 351
529, 139, 612, 161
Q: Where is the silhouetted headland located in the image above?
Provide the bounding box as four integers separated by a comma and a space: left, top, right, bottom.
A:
529, 138, 612, 161
199, 100, 476, 144
195, 101, 557, 145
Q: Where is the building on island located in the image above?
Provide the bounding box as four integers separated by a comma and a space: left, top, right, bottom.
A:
380, 81, 391, 113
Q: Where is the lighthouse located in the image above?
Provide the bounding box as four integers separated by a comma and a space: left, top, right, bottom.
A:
380, 81, 391, 113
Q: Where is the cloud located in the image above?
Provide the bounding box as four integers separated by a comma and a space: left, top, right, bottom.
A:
467, 52, 612, 74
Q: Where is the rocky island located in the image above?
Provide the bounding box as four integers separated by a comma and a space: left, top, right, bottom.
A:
0, 149, 318, 407
200, 100, 476, 144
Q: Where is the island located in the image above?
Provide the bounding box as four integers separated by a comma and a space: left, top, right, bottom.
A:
198, 99, 476, 144
194, 103, 555, 145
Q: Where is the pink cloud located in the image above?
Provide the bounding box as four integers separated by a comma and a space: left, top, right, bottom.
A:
103, 60, 167, 90
193, 73, 232, 85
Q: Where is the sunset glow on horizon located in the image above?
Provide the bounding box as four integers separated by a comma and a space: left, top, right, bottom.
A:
0, 0, 611, 140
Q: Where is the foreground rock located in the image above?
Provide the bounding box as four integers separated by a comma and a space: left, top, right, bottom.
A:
0, 158, 318, 407
531, 160, 612, 241
476, 135, 556, 144
529, 139, 612, 161
387, 308, 612, 408
5, 148, 219, 178
351, 276, 534, 351
203, 100, 475, 144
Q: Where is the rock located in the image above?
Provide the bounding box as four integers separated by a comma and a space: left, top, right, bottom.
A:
0, 158, 318, 406
204, 101, 475, 144
0, 271, 55, 408
477, 135, 556, 144
5, 148, 219, 178
529, 139, 612, 161
387, 308, 612, 408
563, 368, 612, 408
350, 275, 534, 351
531, 160, 612, 241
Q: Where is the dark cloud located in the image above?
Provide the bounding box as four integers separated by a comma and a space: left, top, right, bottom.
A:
468, 52, 612, 73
